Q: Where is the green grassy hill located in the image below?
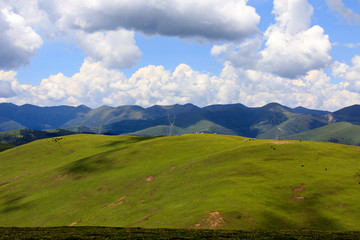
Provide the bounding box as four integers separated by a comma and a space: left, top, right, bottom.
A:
127, 120, 237, 136
285, 122, 360, 146
1, 134, 360, 231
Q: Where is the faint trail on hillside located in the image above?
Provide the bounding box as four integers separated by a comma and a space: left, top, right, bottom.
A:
126, 209, 162, 227
0, 172, 32, 184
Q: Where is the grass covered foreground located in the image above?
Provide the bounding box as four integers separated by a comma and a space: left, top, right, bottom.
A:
0, 134, 360, 231
1, 227, 360, 240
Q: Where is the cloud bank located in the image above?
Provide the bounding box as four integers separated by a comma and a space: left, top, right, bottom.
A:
1, 58, 360, 111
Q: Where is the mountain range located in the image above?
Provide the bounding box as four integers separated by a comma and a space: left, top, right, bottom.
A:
0, 102, 359, 145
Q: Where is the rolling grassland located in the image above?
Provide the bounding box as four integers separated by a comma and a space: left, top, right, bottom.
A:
1, 134, 360, 232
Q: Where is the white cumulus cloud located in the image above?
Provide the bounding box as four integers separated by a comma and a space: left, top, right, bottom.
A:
212, 0, 332, 79
48, 0, 260, 41
332, 55, 360, 91
0, 70, 24, 99
0, 7, 43, 69
74, 29, 142, 69
0, 81, 15, 97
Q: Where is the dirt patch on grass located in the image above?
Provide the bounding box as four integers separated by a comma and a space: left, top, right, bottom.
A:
151, 185, 160, 195
67, 150, 74, 154
292, 183, 305, 193
146, 176, 154, 182
68, 222, 78, 226
170, 165, 176, 170
102, 196, 127, 209
194, 212, 225, 229
356, 149, 360, 151
294, 196, 305, 200
271, 141, 294, 144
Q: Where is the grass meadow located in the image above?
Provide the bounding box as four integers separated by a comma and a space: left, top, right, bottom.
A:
1, 134, 360, 238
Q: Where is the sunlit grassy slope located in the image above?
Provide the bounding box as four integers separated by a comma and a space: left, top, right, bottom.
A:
126, 120, 237, 136
285, 122, 360, 146
1, 134, 360, 230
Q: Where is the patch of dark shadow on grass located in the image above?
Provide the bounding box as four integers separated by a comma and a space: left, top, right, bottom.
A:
260, 210, 298, 230
3, 194, 26, 205
1, 202, 32, 213
263, 157, 294, 161
1, 195, 32, 214
62, 152, 116, 176
100, 136, 159, 148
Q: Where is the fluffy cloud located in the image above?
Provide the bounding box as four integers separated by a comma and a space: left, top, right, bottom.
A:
0, 81, 15, 97
272, 0, 313, 34
212, 0, 332, 78
0, 70, 23, 99
12, 59, 222, 107
0, 7, 43, 69
48, 0, 260, 41
325, 0, 360, 24
74, 29, 141, 68
332, 55, 360, 91
260, 24, 331, 78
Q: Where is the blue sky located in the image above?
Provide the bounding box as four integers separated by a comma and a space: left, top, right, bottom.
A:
1, 0, 360, 111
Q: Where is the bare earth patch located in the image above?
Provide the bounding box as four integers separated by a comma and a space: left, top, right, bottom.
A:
170, 165, 176, 170
294, 196, 305, 200
67, 150, 74, 154
146, 176, 154, 182
271, 141, 294, 145
356, 149, 360, 151
102, 196, 127, 209
195, 212, 225, 229
292, 183, 306, 193
68, 222, 78, 226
